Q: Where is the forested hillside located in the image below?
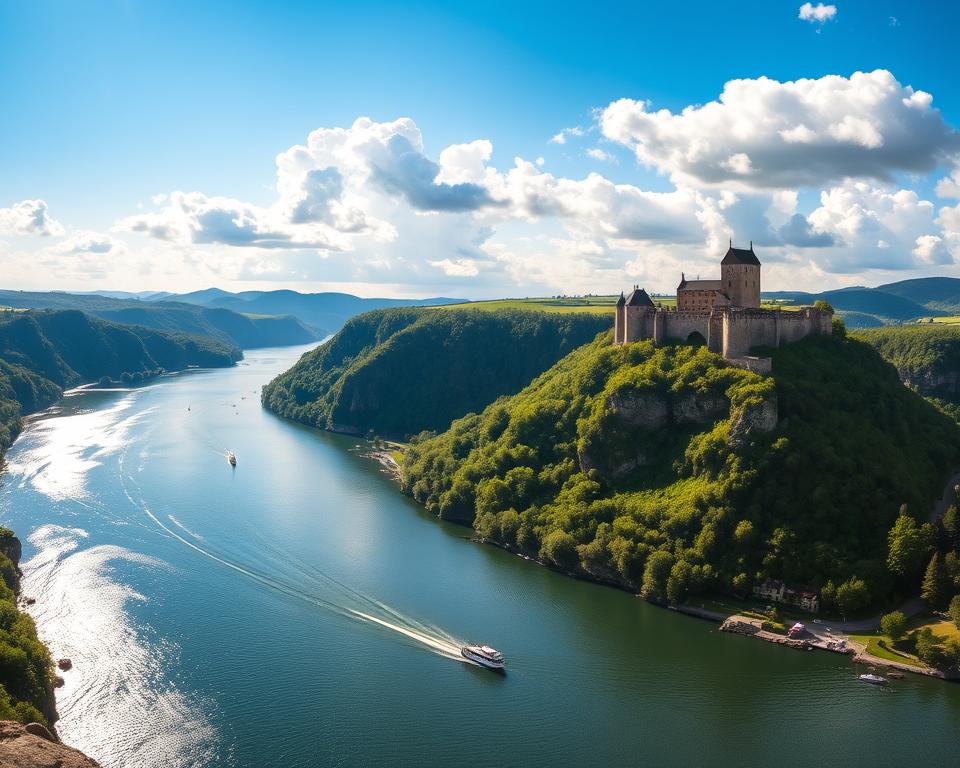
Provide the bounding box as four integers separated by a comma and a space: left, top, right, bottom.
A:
402, 333, 960, 609
876, 277, 960, 314
0, 309, 238, 455
261, 308, 611, 436
854, 325, 960, 409
0, 290, 317, 349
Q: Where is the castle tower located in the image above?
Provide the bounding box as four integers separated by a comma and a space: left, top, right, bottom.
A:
720, 241, 761, 308
614, 292, 626, 343
622, 286, 656, 343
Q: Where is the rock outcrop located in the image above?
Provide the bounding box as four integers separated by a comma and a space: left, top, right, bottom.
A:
0, 535, 22, 592
0, 721, 100, 767
729, 397, 778, 448
606, 391, 669, 428
578, 388, 778, 480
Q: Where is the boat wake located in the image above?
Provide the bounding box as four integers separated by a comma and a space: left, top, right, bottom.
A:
118, 449, 471, 665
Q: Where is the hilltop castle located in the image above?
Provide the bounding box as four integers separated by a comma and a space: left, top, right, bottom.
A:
614, 243, 832, 365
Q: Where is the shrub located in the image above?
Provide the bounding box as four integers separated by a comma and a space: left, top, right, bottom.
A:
880, 610, 907, 640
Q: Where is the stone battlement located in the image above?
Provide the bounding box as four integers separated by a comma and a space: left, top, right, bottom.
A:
614, 244, 832, 361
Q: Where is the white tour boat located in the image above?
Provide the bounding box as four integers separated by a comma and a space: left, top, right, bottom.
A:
226, 451, 237, 467
461, 644, 505, 671
858, 673, 888, 686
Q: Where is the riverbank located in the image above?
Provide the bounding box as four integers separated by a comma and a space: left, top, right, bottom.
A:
361, 438, 960, 684
0, 528, 64, 733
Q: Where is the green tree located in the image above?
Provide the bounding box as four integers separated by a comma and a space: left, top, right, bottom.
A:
814, 299, 835, 313
836, 576, 870, 616
641, 551, 674, 604
948, 594, 960, 630
540, 529, 579, 570
666, 560, 694, 605
916, 628, 950, 669
733, 520, 755, 545
942, 504, 960, 551
880, 611, 907, 641
886, 512, 933, 578
945, 551, 960, 591
921, 552, 950, 610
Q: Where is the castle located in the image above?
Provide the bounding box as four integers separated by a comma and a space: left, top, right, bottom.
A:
614, 243, 832, 365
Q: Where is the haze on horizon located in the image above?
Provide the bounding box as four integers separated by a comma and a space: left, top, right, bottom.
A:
2, 0, 960, 299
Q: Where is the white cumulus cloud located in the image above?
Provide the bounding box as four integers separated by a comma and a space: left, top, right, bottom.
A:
799, 3, 837, 24
0, 199, 64, 237
600, 70, 959, 189
53, 230, 125, 255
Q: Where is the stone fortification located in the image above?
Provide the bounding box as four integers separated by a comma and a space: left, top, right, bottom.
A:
614, 243, 832, 362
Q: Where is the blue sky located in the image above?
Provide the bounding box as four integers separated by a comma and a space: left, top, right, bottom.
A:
2, 0, 960, 296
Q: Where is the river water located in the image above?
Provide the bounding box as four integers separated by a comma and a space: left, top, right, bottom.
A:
0, 344, 957, 767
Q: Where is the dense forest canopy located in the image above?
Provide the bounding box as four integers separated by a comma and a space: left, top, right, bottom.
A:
853, 325, 960, 383
262, 308, 611, 437
402, 333, 960, 608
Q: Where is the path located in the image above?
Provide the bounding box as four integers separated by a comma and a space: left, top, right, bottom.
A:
931, 469, 960, 522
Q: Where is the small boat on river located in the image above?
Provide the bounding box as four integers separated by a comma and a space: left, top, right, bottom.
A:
461, 644, 505, 671
858, 673, 887, 686
226, 451, 237, 467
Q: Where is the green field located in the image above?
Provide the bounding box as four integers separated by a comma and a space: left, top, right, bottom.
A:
429, 296, 806, 314
429, 296, 622, 314
920, 316, 960, 325
847, 631, 921, 664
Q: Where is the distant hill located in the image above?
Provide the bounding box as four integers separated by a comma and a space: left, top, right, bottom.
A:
875, 277, 960, 314
763, 288, 942, 328
0, 308, 238, 454
0, 291, 318, 349
160, 288, 468, 336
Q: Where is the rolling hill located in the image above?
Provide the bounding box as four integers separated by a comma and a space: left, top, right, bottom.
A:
875, 277, 960, 314
0, 291, 317, 349
160, 288, 468, 335
0, 308, 239, 454
763, 287, 942, 327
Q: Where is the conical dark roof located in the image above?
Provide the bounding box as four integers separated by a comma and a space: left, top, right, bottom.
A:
721, 244, 761, 266
616, 292, 625, 307
625, 287, 655, 307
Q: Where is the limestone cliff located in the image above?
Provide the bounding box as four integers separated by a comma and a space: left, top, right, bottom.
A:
578, 388, 776, 481
0, 721, 99, 767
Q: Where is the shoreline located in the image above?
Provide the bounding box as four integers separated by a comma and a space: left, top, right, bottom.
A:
354, 441, 959, 684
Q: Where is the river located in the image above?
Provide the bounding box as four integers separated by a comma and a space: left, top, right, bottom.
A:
0, 344, 957, 767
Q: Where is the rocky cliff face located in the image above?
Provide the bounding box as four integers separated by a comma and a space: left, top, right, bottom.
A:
0, 721, 100, 767
0, 534, 22, 592
898, 368, 960, 399
578, 389, 778, 480
729, 397, 779, 448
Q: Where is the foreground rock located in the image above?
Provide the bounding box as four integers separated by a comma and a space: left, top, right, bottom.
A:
0, 721, 99, 767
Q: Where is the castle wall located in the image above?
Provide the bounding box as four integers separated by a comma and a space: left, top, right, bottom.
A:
661, 312, 711, 345
778, 308, 831, 344
708, 314, 724, 354
623, 306, 656, 343
722, 310, 777, 358
612, 291, 833, 363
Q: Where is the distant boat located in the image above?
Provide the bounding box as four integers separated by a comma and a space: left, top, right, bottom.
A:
858, 673, 887, 686
226, 451, 237, 467
461, 644, 505, 671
